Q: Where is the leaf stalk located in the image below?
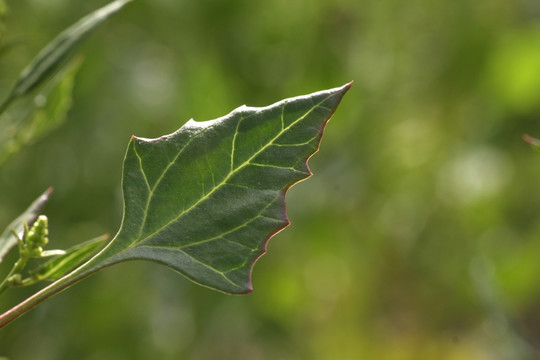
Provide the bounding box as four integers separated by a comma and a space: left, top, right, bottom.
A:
0, 255, 104, 327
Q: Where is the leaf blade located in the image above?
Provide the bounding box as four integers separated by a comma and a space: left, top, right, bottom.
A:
92, 83, 351, 293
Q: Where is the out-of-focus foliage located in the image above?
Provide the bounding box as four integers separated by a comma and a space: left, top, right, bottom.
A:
0, 59, 80, 167
1, 0, 540, 359
0, 0, 130, 167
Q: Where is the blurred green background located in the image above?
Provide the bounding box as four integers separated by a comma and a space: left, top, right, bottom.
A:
2, 0, 540, 358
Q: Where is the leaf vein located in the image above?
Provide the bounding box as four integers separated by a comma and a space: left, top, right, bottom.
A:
249, 162, 305, 172
149, 126, 215, 194
176, 193, 280, 250
137, 245, 243, 288
132, 142, 151, 192
230, 114, 243, 171
223, 259, 250, 274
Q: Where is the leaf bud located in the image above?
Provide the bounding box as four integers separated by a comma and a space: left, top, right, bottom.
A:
7, 274, 22, 286
27, 215, 49, 247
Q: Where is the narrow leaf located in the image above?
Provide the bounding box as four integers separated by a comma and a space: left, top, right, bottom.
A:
0, 59, 81, 167
0, 0, 131, 112
87, 83, 351, 294
0, 188, 52, 262
24, 58, 81, 141
27, 235, 108, 281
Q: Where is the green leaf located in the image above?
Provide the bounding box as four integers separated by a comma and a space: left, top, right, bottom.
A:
0, 0, 131, 113
26, 235, 108, 282
23, 58, 81, 142
0, 59, 81, 167
86, 83, 351, 294
0, 188, 52, 263
0, 0, 130, 166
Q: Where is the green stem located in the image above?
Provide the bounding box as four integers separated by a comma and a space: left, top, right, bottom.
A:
0, 239, 120, 328
0, 257, 28, 296
0, 258, 103, 328
0, 272, 82, 327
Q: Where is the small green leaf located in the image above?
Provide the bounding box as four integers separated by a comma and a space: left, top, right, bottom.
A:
0, 0, 131, 113
27, 235, 107, 281
85, 83, 351, 294
0, 188, 52, 263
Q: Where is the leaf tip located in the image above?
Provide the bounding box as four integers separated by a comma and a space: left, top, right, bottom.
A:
336, 81, 353, 95
327, 81, 352, 105
240, 284, 254, 295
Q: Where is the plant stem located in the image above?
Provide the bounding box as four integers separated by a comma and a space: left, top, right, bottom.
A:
0, 258, 28, 296
0, 238, 120, 328
0, 260, 102, 328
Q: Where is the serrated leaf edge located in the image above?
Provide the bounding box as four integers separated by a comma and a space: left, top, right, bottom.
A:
100, 82, 352, 293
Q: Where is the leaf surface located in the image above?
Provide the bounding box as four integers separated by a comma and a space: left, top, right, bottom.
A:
89, 83, 351, 293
